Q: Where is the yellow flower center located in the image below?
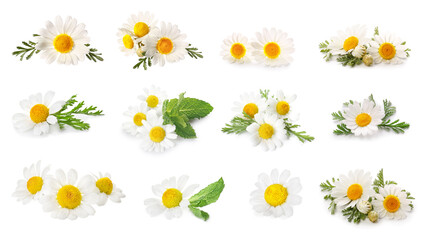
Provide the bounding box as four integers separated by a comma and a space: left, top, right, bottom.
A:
157, 37, 174, 55
230, 43, 246, 59
27, 176, 43, 195
343, 36, 359, 52
263, 42, 281, 59
355, 113, 372, 127
149, 126, 166, 143
146, 95, 159, 108
96, 177, 113, 195
347, 184, 363, 200
133, 22, 150, 38
258, 123, 274, 139
243, 103, 259, 118
264, 184, 288, 207
53, 34, 74, 53
123, 34, 134, 49
162, 188, 182, 208
276, 101, 290, 115
383, 194, 401, 213
133, 112, 147, 126
379, 42, 396, 60
56, 185, 82, 209
30, 104, 50, 123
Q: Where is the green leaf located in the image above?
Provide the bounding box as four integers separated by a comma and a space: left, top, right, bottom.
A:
333, 124, 353, 135
189, 178, 225, 208
174, 121, 197, 138
331, 111, 345, 121
222, 112, 255, 134
178, 98, 213, 120
284, 122, 314, 143
188, 206, 210, 221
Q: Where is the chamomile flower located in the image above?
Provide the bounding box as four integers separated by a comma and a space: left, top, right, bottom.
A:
144, 175, 199, 219
250, 169, 302, 218
221, 33, 250, 64
328, 25, 369, 55
342, 99, 385, 136
12, 161, 51, 204
13, 91, 65, 135
372, 184, 412, 220
92, 173, 125, 206
117, 28, 137, 56
246, 112, 286, 151
251, 28, 294, 67
138, 86, 167, 110
232, 92, 267, 119
267, 90, 296, 120
369, 33, 408, 64
143, 22, 188, 66
40, 169, 98, 220
138, 110, 177, 152
35, 16, 90, 65
122, 103, 152, 136
331, 170, 374, 209
123, 12, 157, 40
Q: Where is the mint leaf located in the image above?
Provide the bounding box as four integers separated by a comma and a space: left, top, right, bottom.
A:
189, 178, 225, 207
178, 98, 213, 120
174, 121, 197, 138
188, 206, 209, 221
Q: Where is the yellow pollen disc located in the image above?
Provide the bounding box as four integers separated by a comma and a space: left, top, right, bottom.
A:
383, 195, 401, 213
96, 177, 113, 195
53, 34, 74, 53
264, 184, 288, 207
347, 184, 363, 200
123, 34, 134, 49
276, 101, 290, 115
133, 22, 150, 38
157, 37, 174, 55
258, 123, 274, 139
230, 43, 246, 59
146, 95, 159, 108
379, 42, 396, 60
133, 112, 147, 126
343, 36, 359, 52
162, 188, 183, 208
30, 104, 49, 123
355, 113, 372, 127
149, 126, 166, 143
263, 42, 281, 59
27, 176, 43, 195
56, 185, 82, 209
243, 103, 259, 118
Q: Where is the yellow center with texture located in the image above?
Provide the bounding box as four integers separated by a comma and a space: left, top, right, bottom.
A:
157, 37, 174, 54
343, 36, 359, 52
243, 103, 259, 118
146, 95, 159, 108
27, 176, 43, 194
123, 34, 134, 49
53, 34, 74, 53
263, 42, 281, 59
56, 185, 82, 209
96, 177, 114, 195
355, 113, 372, 127
258, 123, 274, 139
149, 126, 166, 143
133, 112, 147, 126
230, 43, 246, 59
134, 22, 150, 38
347, 184, 363, 200
383, 195, 400, 213
30, 104, 49, 123
379, 42, 396, 60
276, 101, 290, 115
162, 188, 182, 208
264, 184, 288, 207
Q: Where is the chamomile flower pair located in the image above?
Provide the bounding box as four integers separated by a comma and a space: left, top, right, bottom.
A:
221, 28, 294, 67
13, 161, 125, 220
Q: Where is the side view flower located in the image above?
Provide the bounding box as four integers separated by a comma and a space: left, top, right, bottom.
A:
13, 16, 103, 64
332, 94, 409, 136
320, 169, 414, 224
12, 161, 51, 204
91, 173, 126, 206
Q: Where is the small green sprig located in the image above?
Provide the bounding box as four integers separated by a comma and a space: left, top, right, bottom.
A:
12, 34, 41, 61
186, 44, 203, 59
320, 178, 337, 214
221, 113, 254, 134
85, 44, 104, 62
52, 95, 103, 131
133, 56, 153, 70
337, 53, 363, 67
319, 40, 333, 61
188, 178, 224, 221
342, 206, 368, 223
284, 121, 314, 143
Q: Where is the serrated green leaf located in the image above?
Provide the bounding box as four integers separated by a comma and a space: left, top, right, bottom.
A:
189, 178, 225, 208
174, 121, 197, 138
178, 98, 213, 120
188, 206, 210, 221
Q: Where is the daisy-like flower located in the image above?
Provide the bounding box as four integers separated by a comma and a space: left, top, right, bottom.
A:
40, 169, 98, 220
12, 161, 50, 204
232, 92, 267, 119
122, 12, 157, 40
122, 103, 152, 136
369, 33, 408, 64
138, 86, 167, 110
352, 45, 366, 58
117, 28, 137, 56
328, 25, 369, 56
267, 90, 296, 120
144, 175, 199, 219
138, 110, 177, 152
251, 28, 294, 67
342, 99, 385, 136
246, 112, 286, 151
35, 16, 90, 65
13, 91, 65, 135
331, 170, 375, 209
91, 173, 125, 206
372, 184, 412, 220
250, 169, 302, 218
143, 22, 188, 66
221, 33, 250, 64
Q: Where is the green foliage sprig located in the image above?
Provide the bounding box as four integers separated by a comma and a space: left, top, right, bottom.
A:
186, 44, 203, 59
12, 34, 40, 61
342, 206, 368, 223
320, 178, 337, 214
337, 53, 363, 67
188, 178, 224, 221
85, 44, 104, 62
284, 121, 314, 143
221, 113, 255, 134
319, 40, 333, 61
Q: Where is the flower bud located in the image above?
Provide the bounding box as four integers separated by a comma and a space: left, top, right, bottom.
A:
368, 211, 379, 223
136, 48, 145, 57
362, 54, 373, 66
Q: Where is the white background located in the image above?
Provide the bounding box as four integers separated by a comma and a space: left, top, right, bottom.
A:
0, 0, 430, 239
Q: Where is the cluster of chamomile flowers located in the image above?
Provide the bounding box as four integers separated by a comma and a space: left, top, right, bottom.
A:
13, 161, 125, 220
221, 29, 294, 67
